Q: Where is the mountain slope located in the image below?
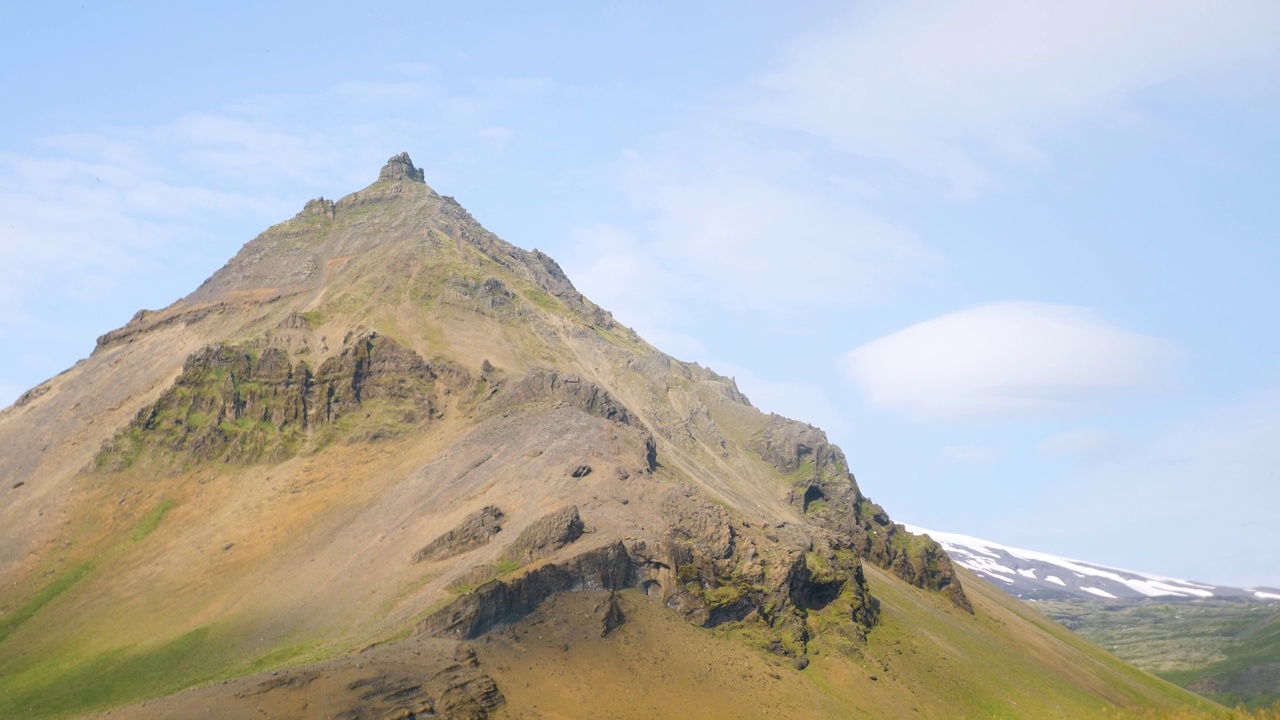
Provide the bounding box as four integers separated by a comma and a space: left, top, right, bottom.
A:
0, 154, 1217, 719
905, 526, 1280, 603
910, 526, 1280, 709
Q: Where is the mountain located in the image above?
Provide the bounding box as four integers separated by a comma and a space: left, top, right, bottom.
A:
910, 525, 1280, 709
0, 154, 1218, 719
905, 525, 1280, 603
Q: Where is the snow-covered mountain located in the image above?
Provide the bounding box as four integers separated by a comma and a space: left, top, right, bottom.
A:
905, 525, 1280, 603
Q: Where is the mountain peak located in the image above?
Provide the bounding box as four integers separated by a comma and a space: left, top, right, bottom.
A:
379, 151, 425, 183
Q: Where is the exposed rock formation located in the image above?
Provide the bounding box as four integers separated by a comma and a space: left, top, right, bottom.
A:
755, 414, 971, 611
421, 543, 632, 639
421, 495, 878, 662
379, 151, 427, 183
415, 506, 506, 563
499, 505, 585, 566
94, 331, 448, 469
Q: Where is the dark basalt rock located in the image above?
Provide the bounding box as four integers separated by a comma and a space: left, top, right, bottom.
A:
379, 152, 426, 183
505, 369, 634, 426
94, 332, 444, 470
420, 542, 632, 639
499, 506, 585, 567
599, 591, 625, 636
415, 506, 506, 564
754, 413, 971, 612
421, 495, 881, 660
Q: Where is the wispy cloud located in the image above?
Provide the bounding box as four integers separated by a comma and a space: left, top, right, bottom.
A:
757, 1, 1280, 195
0, 67, 554, 398
843, 302, 1179, 421
566, 141, 939, 340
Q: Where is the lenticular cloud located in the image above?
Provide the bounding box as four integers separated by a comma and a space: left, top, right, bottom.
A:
843, 301, 1177, 421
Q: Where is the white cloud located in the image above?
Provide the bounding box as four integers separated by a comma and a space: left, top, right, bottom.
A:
565, 144, 939, 338
757, 1, 1280, 195
1039, 428, 1128, 464
942, 444, 1001, 466
843, 302, 1178, 421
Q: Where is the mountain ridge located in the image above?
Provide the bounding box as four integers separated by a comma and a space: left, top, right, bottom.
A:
906, 524, 1280, 603
0, 153, 1218, 719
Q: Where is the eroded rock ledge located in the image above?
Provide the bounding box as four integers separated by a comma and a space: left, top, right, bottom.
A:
418, 494, 880, 663
755, 414, 971, 612
94, 331, 463, 470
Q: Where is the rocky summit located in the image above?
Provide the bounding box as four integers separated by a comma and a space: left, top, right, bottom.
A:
0, 154, 1219, 719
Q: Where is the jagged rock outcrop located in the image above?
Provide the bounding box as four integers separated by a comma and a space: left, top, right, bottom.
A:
95, 302, 228, 352
94, 332, 447, 469
415, 506, 506, 563
379, 151, 427, 183
432, 645, 506, 720
754, 414, 971, 612
420, 543, 632, 639
505, 369, 633, 426
499, 505, 585, 566
499, 369, 659, 473
598, 591, 625, 636
423, 496, 878, 661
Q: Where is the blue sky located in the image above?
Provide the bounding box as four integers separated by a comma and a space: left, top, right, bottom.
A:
2, 2, 1278, 587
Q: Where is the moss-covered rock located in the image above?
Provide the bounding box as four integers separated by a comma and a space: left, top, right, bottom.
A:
95, 332, 446, 470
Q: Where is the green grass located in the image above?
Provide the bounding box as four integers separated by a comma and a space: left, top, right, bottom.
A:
705, 584, 745, 610
1038, 599, 1280, 708
493, 560, 521, 575
0, 608, 343, 720
0, 627, 221, 719
130, 498, 174, 542
0, 561, 94, 645
521, 287, 562, 312
830, 564, 1220, 718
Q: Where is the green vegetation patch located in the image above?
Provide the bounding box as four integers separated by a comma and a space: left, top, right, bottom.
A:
1038, 599, 1280, 709
521, 287, 562, 312
0, 561, 94, 645
0, 627, 216, 719
492, 560, 521, 576
130, 498, 174, 542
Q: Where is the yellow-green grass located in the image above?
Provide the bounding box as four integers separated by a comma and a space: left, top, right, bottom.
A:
808, 564, 1226, 718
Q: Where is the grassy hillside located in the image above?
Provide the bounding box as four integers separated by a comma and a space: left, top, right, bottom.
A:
70, 566, 1222, 720
1038, 599, 1280, 709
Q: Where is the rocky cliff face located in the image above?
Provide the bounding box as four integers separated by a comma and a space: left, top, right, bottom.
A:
94, 331, 456, 469
754, 414, 970, 611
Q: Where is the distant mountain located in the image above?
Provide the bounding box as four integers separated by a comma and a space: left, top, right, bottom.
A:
905, 525, 1280, 603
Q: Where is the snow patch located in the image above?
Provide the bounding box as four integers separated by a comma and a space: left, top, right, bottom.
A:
904, 523, 1245, 601
1254, 591, 1280, 601
1124, 579, 1214, 598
